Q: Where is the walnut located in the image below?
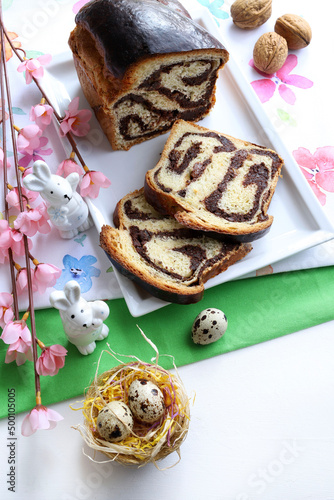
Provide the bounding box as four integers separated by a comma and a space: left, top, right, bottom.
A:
231, 0, 272, 29
275, 14, 312, 50
253, 32, 288, 74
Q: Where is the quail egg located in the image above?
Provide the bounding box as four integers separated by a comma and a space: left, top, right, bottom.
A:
96, 400, 134, 442
192, 308, 228, 345
128, 379, 165, 424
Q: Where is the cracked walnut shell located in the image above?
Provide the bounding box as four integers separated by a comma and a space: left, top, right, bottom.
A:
275, 14, 312, 50
253, 32, 288, 74
231, 0, 272, 29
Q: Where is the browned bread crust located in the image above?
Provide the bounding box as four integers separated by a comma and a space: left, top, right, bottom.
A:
144, 120, 284, 242
68, 0, 229, 150
100, 188, 252, 304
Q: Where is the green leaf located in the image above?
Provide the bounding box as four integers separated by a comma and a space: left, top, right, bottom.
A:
277, 108, 297, 127
3, 0, 14, 10
106, 266, 114, 273
25, 50, 44, 59
12, 107, 26, 115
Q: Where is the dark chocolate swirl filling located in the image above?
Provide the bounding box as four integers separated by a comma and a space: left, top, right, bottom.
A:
129, 225, 237, 283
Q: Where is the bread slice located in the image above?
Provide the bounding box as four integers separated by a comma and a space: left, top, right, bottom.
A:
68, 0, 229, 150
145, 120, 284, 242
100, 189, 252, 304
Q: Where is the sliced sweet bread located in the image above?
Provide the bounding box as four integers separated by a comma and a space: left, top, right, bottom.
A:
100, 189, 252, 304
68, 0, 229, 150
145, 120, 284, 242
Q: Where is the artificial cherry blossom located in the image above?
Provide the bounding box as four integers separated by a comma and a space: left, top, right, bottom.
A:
0, 147, 11, 170
36, 345, 67, 376
0, 292, 14, 329
14, 204, 51, 237
33, 263, 62, 294
16, 268, 37, 295
56, 158, 82, 177
80, 170, 111, 199
17, 124, 42, 155
17, 54, 52, 84
6, 185, 39, 209
0, 220, 12, 263
5, 338, 33, 366
29, 103, 53, 130
59, 97, 92, 137
1, 319, 32, 345
18, 136, 53, 169
9, 228, 33, 256
21, 405, 63, 436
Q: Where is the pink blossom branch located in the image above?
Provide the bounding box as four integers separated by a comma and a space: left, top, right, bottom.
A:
0, 19, 41, 404
3, 26, 89, 172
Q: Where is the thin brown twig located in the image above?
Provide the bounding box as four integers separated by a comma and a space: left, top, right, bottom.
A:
0, 12, 41, 403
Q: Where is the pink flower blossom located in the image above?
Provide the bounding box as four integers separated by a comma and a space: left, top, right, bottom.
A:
250, 54, 313, 104
17, 54, 52, 84
36, 344, 67, 376
21, 405, 63, 436
6, 185, 39, 209
16, 268, 37, 295
30, 103, 53, 130
9, 228, 33, 256
293, 146, 334, 206
0, 292, 14, 329
0, 220, 12, 263
17, 124, 42, 155
1, 319, 32, 345
5, 338, 33, 366
14, 204, 51, 237
59, 97, 92, 137
19, 136, 53, 169
34, 263, 62, 294
0, 147, 11, 170
56, 158, 82, 177
80, 170, 111, 199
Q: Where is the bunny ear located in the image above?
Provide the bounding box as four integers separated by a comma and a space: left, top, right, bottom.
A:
49, 290, 71, 311
64, 280, 81, 305
22, 160, 51, 192
66, 172, 80, 191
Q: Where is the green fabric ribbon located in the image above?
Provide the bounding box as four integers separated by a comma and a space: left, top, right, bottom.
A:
1, 266, 334, 418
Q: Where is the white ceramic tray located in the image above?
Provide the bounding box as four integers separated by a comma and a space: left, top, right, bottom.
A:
39, 9, 334, 316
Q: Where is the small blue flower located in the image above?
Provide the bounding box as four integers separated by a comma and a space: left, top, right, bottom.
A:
48, 206, 68, 223
196, 0, 229, 22
53, 254, 101, 293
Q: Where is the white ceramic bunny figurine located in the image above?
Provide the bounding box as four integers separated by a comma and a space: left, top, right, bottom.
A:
49, 280, 110, 355
22, 160, 93, 239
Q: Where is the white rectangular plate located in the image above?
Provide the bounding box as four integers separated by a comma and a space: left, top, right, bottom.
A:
44, 9, 334, 317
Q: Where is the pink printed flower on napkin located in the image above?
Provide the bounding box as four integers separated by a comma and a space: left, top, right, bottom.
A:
0, 292, 14, 329
30, 103, 53, 130
17, 54, 52, 84
293, 146, 334, 206
59, 97, 92, 137
6, 185, 39, 209
14, 204, 51, 237
56, 158, 82, 177
80, 170, 111, 199
5, 338, 33, 366
73, 0, 90, 14
250, 54, 313, 104
18, 136, 53, 169
17, 124, 43, 155
36, 345, 67, 376
0, 147, 11, 170
34, 263, 62, 294
21, 406, 63, 436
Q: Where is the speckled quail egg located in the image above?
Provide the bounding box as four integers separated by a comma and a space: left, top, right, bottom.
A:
192, 308, 228, 345
96, 401, 134, 442
128, 378, 165, 424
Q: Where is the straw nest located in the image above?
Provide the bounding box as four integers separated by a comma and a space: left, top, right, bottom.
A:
74, 349, 191, 468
